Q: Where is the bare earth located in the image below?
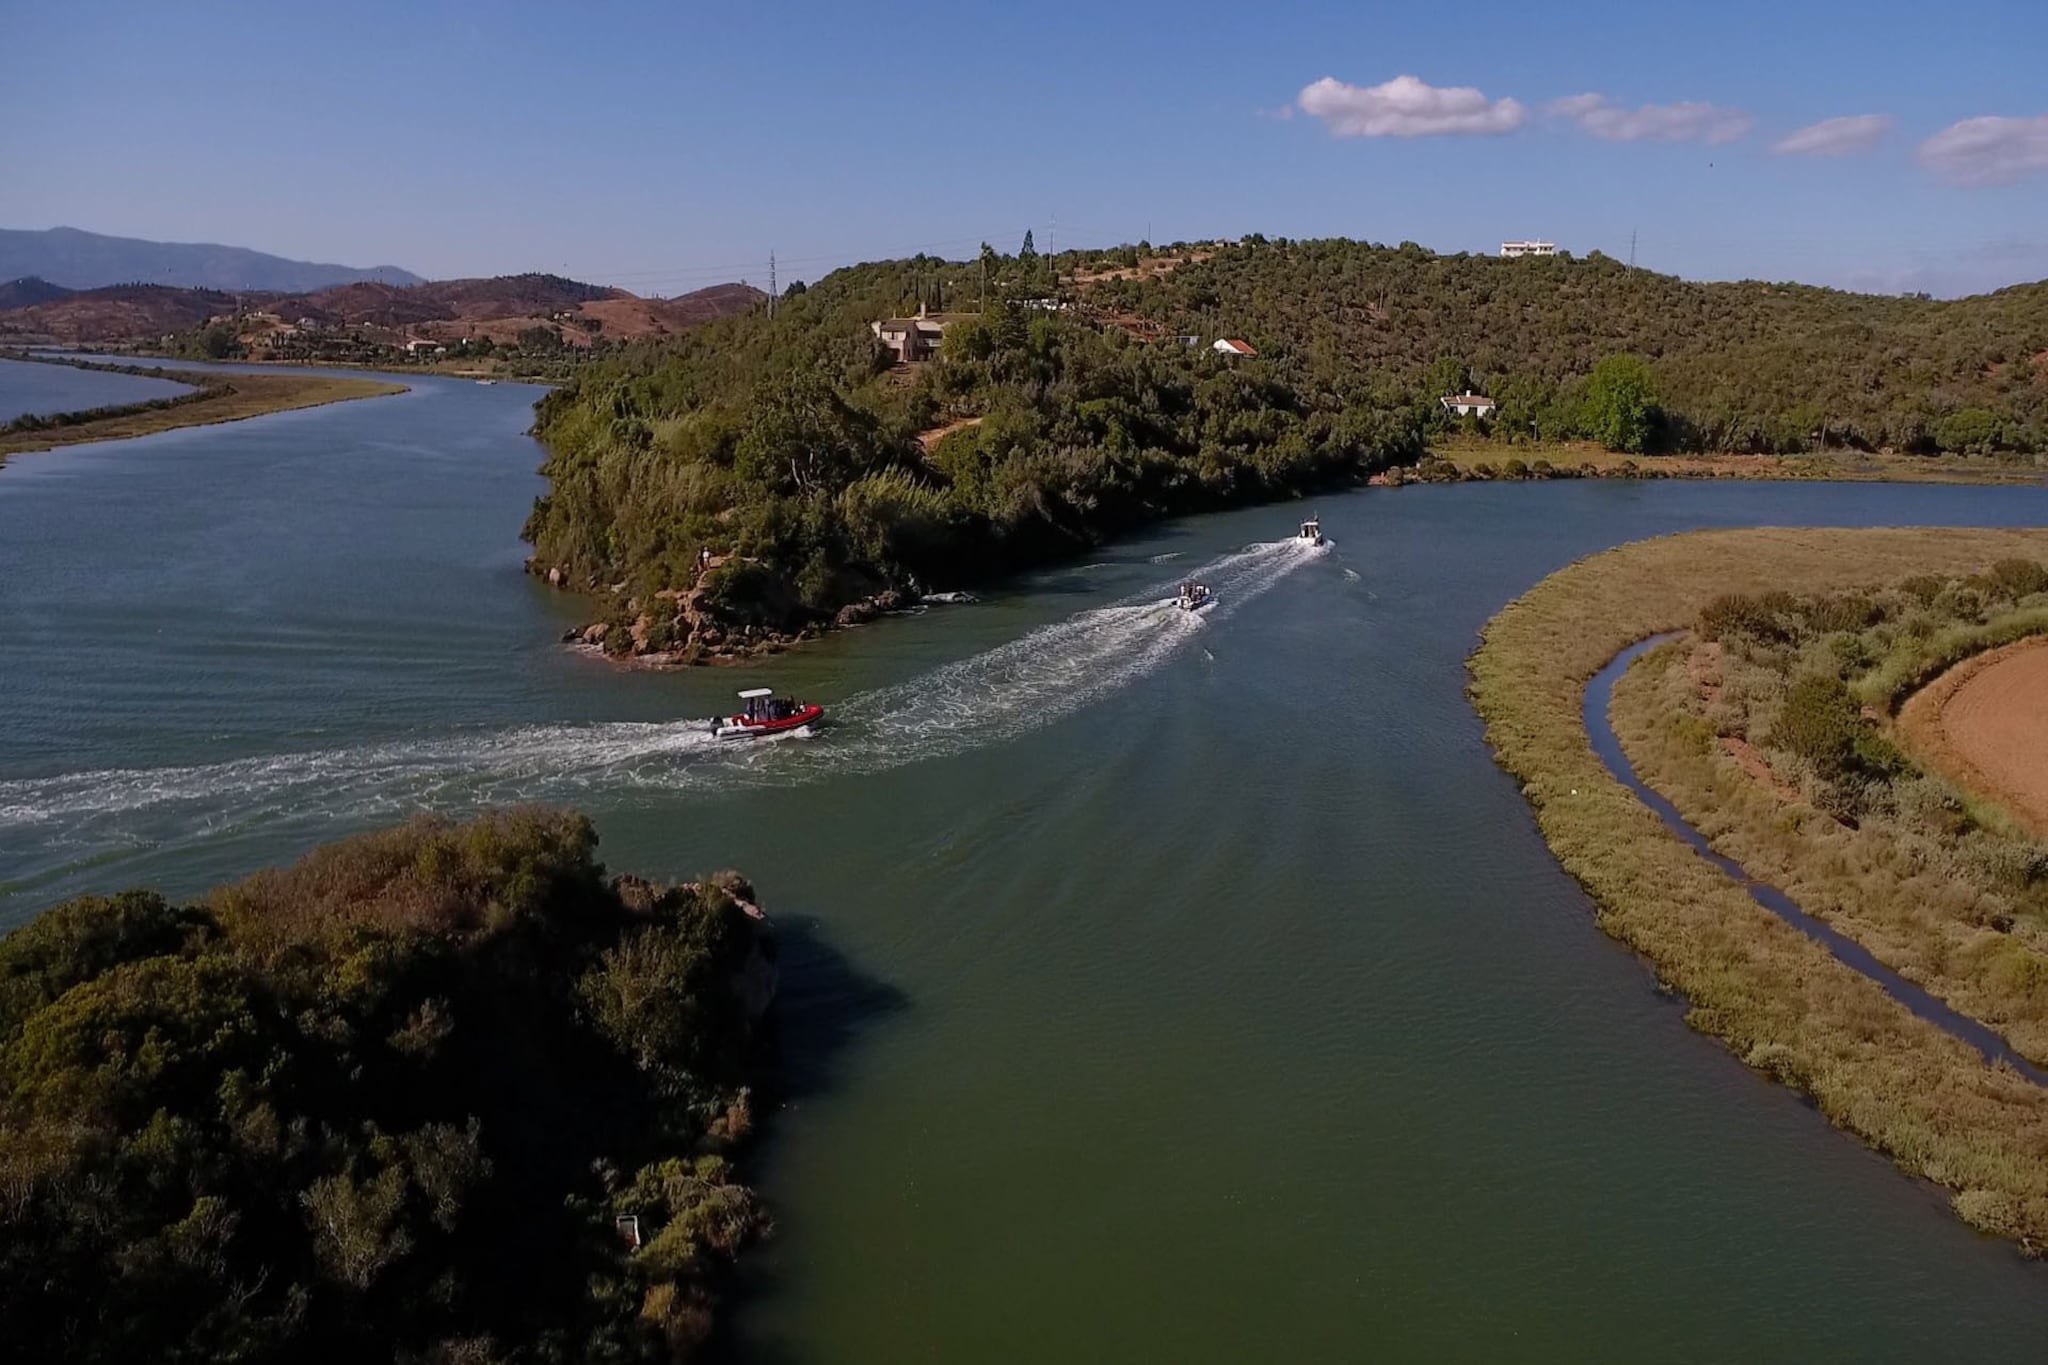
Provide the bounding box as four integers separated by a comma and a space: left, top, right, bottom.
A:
1900, 635, 2048, 835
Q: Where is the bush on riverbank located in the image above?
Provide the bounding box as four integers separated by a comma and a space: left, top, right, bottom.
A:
0, 809, 775, 1363
1469, 527, 2048, 1252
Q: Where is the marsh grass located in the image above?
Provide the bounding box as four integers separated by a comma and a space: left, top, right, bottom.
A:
1469, 527, 2048, 1249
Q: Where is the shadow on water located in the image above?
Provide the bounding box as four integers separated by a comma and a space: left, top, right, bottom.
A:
706, 913, 907, 1365
759, 912, 908, 1104
1586, 635, 2048, 1087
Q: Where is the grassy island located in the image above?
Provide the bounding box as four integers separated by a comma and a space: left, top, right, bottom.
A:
0, 810, 777, 1362
0, 355, 404, 464
1470, 527, 2048, 1250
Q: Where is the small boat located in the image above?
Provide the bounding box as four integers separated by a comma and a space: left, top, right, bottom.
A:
710, 687, 824, 740
1297, 515, 1325, 547
476, 378, 499, 386
1174, 581, 1214, 612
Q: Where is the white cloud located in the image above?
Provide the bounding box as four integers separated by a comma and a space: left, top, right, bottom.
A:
1773, 114, 1893, 157
1297, 75, 1526, 138
1549, 93, 1752, 144
1919, 114, 2048, 186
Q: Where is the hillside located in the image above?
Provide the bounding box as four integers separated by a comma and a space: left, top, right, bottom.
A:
0, 277, 73, 310
0, 274, 763, 351
0, 284, 250, 343
281, 275, 761, 346
522, 239, 2048, 662
1101, 240, 2048, 454
0, 226, 420, 292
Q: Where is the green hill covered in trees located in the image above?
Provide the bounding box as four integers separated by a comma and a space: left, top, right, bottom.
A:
525, 239, 2048, 657
0, 810, 777, 1364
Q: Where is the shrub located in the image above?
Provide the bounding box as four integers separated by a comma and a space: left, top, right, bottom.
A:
1699, 592, 1793, 644
1766, 674, 1866, 779
1987, 558, 2048, 599
1803, 593, 1880, 634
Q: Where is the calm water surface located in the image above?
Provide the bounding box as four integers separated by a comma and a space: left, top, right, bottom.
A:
0, 356, 194, 423
2, 369, 2046, 1361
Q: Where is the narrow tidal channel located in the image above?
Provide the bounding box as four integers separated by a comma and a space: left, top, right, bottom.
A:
1585, 635, 2048, 1086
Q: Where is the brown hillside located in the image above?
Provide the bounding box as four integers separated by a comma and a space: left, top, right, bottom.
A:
0, 284, 255, 343
0, 277, 76, 310
0, 272, 761, 347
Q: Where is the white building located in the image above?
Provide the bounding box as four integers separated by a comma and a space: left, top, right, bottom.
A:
1212, 338, 1258, 357
1439, 392, 1497, 418
1500, 240, 1557, 258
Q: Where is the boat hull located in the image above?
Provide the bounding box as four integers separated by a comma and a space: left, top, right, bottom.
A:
712, 703, 824, 739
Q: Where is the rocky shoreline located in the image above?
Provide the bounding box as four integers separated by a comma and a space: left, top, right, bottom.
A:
533, 557, 970, 667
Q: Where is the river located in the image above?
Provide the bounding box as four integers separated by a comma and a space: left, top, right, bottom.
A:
0, 355, 195, 423
1, 367, 2045, 1361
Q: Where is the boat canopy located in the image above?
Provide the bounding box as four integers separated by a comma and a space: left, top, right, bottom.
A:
738, 688, 774, 699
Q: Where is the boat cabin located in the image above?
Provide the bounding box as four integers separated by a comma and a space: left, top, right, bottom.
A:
736, 687, 800, 722
1299, 515, 1323, 545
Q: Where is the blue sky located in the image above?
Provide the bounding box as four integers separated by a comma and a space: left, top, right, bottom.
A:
4, 0, 2046, 296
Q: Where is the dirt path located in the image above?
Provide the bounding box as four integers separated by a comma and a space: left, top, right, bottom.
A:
1898, 634, 2048, 834
914, 414, 982, 450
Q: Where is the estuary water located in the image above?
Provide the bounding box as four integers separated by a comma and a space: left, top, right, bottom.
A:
2, 366, 2046, 1361
0, 356, 194, 423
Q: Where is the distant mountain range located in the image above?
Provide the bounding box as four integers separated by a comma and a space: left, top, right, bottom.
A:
0, 227, 422, 292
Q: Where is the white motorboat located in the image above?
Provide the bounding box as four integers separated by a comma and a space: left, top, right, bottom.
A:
1173, 581, 1214, 613
1297, 515, 1325, 547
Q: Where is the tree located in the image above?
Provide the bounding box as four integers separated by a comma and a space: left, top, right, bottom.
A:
1581, 354, 1661, 452
1020, 228, 1036, 258
1937, 407, 2000, 455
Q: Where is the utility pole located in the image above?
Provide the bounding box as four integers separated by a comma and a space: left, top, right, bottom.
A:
768, 252, 777, 318
1628, 228, 1637, 270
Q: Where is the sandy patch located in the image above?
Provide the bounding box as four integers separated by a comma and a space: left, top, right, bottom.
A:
1898, 635, 2048, 834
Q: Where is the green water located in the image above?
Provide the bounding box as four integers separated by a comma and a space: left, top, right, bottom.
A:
2, 368, 2045, 1360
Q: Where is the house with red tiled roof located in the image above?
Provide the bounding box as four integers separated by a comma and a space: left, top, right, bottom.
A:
1212, 338, 1257, 357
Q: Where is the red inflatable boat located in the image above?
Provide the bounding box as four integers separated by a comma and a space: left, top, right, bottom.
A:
711, 688, 824, 740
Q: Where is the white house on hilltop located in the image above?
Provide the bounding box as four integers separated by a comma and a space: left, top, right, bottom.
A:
1500, 240, 1556, 258
1212, 338, 1257, 357
1440, 392, 1497, 418
869, 304, 958, 363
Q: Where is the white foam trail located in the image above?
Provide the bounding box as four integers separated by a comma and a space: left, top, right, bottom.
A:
0, 539, 1316, 850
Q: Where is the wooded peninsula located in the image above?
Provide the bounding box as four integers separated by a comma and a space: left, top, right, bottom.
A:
523, 238, 2048, 663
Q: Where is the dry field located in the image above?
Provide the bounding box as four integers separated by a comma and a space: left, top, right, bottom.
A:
1902, 637, 2048, 836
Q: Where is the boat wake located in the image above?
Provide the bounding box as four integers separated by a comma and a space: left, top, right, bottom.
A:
0, 538, 1316, 875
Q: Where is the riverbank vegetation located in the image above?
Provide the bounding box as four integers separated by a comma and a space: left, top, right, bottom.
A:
528, 240, 2047, 661
0, 809, 778, 1362
1469, 527, 2048, 1250
1418, 435, 2041, 486
0, 354, 404, 463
